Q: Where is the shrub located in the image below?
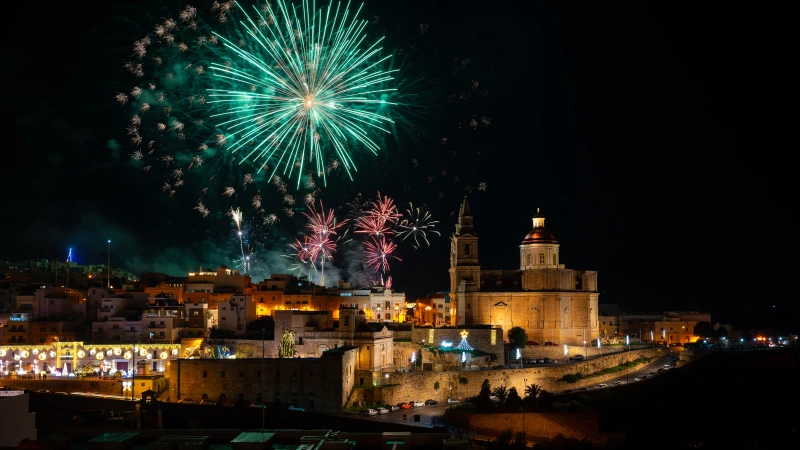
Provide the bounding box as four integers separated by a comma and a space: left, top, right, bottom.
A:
434, 381, 440, 390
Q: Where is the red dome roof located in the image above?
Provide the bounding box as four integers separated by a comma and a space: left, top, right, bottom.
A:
522, 228, 557, 244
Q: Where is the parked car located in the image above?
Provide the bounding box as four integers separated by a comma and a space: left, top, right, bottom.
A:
562, 390, 574, 394
55, 392, 70, 395
489, 395, 500, 403
376, 407, 389, 414
398, 403, 412, 409
569, 354, 584, 361
648, 371, 656, 376
364, 409, 378, 416
249, 402, 266, 408
199, 399, 216, 406
633, 377, 643, 382
447, 398, 461, 405
537, 358, 545, 363
596, 383, 608, 389
411, 400, 424, 407
389, 405, 400, 411
424, 399, 438, 405
578, 387, 588, 391
657, 368, 665, 374
288, 405, 305, 412
611, 381, 622, 386
524, 359, 537, 364
526, 340, 540, 346
542, 357, 553, 363
544, 341, 557, 346
463, 397, 476, 404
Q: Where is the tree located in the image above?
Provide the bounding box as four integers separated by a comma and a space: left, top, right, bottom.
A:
505, 387, 522, 409
524, 383, 543, 399
694, 322, 716, 339
480, 379, 491, 396
508, 327, 528, 349
492, 385, 509, 403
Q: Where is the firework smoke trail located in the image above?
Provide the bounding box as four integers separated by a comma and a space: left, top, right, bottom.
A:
396, 203, 440, 249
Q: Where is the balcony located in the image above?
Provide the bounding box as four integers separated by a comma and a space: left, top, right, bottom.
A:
148, 323, 167, 329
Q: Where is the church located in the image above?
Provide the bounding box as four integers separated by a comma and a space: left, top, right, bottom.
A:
448, 198, 600, 345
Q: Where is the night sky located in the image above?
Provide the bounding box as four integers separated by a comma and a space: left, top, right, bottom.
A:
1, 1, 794, 330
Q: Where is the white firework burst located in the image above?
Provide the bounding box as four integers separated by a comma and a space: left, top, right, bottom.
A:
194, 200, 210, 217
222, 187, 236, 197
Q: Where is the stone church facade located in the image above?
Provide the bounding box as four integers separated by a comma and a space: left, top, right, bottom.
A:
448, 198, 599, 345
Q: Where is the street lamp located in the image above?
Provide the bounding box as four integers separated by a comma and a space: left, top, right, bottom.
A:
107, 239, 111, 288
522, 378, 527, 431
261, 328, 266, 431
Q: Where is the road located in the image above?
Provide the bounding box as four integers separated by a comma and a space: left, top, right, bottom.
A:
555, 354, 678, 394
346, 404, 449, 428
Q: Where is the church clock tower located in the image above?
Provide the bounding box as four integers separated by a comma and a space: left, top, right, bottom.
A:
449, 197, 481, 326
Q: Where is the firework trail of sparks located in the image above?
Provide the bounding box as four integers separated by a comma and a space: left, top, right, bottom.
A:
228, 207, 249, 273
396, 203, 440, 249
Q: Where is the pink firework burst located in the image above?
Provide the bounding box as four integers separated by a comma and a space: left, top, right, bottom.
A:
355, 191, 401, 236
364, 236, 402, 272
303, 200, 348, 239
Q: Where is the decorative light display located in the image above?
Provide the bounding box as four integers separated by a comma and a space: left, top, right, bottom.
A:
456, 330, 473, 351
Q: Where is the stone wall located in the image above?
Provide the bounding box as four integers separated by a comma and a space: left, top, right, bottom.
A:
168, 347, 358, 411
465, 412, 624, 444
354, 348, 663, 406
0, 378, 122, 395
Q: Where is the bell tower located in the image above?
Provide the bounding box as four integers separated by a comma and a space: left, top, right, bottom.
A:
449, 196, 481, 326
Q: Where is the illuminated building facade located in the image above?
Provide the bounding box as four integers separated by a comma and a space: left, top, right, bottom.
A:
449, 198, 600, 345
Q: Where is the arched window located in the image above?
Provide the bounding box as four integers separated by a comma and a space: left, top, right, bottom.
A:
539, 253, 545, 265
464, 244, 471, 256
526, 254, 531, 266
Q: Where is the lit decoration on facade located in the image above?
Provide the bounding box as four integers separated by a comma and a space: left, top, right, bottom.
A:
96, 353, 104, 360
461, 352, 467, 363
39, 353, 46, 360
114, 348, 122, 355
160, 351, 168, 360
440, 341, 453, 348
77, 350, 86, 358
124, 351, 132, 359
515, 348, 521, 360
140, 349, 147, 357
90, 348, 96, 355
456, 330, 473, 351
32, 349, 39, 355
410, 352, 416, 364
563, 344, 568, 356
490, 329, 496, 345
172, 349, 179, 355
428, 329, 435, 344
107, 350, 113, 356
279, 329, 297, 358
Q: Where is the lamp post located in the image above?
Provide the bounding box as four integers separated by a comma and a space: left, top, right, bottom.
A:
522, 377, 527, 431
261, 328, 266, 431
107, 239, 111, 288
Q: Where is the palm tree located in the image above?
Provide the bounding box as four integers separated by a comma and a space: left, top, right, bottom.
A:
492, 385, 509, 402
524, 383, 543, 399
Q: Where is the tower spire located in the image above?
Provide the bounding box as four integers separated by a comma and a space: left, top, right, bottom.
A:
456, 196, 475, 235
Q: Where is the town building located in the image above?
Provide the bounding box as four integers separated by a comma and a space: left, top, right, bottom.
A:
449, 198, 600, 344
183, 266, 252, 309
218, 295, 258, 336
272, 305, 394, 372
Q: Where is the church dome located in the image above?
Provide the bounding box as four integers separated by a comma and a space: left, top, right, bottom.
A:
521, 208, 557, 244
522, 229, 557, 244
